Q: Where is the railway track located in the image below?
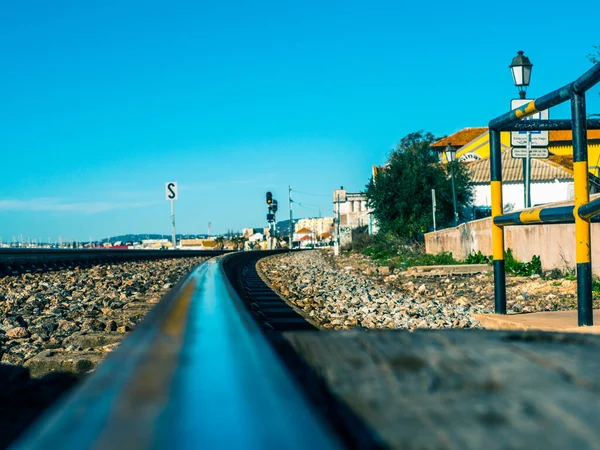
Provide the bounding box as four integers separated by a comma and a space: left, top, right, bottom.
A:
9, 251, 345, 449
9, 250, 600, 448
0, 248, 229, 276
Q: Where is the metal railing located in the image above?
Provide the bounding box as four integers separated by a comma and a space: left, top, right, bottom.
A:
488, 62, 600, 326
12, 254, 340, 449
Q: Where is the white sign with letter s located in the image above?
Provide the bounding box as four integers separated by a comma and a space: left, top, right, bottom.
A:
165, 182, 178, 200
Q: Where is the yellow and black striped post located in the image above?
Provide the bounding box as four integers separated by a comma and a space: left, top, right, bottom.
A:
572, 91, 593, 326
490, 129, 506, 314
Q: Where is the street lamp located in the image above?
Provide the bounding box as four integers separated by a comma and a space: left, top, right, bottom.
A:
445, 143, 459, 226
510, 50, 533, 99
510, 50, 534, 208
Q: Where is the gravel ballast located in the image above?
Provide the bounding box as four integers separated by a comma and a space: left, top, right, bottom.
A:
0, 256, 208, 448
259, 251, 485, 330
0, 257, 208, 372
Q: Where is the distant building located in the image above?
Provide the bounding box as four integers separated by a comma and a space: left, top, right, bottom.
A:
294, 217, 334, 238
180, 239, 217, 250
242, 227, 264, 238
333, 188, 370, 229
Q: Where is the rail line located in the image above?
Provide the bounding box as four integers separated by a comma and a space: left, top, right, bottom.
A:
10, 251, 343, 449
0, 248, 229, 276
12, 250, 598, 448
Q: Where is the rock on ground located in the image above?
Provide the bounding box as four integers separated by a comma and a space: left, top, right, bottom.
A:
259, 251, 485, 330
330, 251, 588, 314
0, 256, 208, 448
0, 257, 208, 373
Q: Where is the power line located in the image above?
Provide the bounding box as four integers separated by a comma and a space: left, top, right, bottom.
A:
295, 202, 322, 214
291, 189, 330, 197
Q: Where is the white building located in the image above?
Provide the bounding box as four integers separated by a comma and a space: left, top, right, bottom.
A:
332, 187, 377, 246
294, 217, 334, 238
332, 188, 371, 229
468, 149, 574, 212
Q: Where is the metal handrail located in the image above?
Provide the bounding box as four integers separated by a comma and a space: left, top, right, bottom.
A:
490, 63, 600, 130
488, 60, 600, 325
12, 255, 340, 449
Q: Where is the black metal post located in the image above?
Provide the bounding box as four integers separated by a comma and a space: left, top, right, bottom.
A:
572, 90, 593, 326
490, 128, 506, 314
450, 161, 458, 226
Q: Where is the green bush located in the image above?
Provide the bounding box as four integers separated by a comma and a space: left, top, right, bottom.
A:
361, 246, 390, 261
592, 277, 600, 300
505, 248, 542, 276
464, 250, 492, 264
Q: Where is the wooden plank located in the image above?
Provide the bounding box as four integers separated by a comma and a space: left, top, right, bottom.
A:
285, 330, 600, 449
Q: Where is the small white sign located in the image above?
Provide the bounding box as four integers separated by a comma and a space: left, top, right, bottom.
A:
510, 99, 549, 147
165, 182, 178, 200
511, 147, 549, 159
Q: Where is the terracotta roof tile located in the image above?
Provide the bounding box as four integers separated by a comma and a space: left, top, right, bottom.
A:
468, 150, 573, 183
550, 130, 600, 142
432, 127, 487, 148
548, 154, 573, 171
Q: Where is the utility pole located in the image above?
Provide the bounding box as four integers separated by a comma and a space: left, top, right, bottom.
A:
431, 189, 437, 231
335, 193, 341, 256
289, 185, 293, 251
171, 199, 176, 250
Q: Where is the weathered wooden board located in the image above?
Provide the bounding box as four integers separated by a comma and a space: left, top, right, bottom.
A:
284, 329, 600, 449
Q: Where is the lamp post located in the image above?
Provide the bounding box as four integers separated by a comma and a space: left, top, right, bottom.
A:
445, 144, 460, 226
510, 50, 533, 100
510, 50, 534, 207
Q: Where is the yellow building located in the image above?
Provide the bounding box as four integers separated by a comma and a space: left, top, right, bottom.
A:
432, 127, 600, 178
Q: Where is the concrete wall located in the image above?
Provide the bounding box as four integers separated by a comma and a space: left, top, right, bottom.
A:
425, 195, 600, 275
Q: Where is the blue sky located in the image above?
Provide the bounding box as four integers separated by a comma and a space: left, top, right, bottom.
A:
1, 0, 599, 241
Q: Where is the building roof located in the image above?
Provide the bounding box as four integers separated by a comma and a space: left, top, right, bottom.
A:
295, 227, 312, 234
468, 150, 573, 183
180, 239, 216, 247
432, 127, 488, 148
549, 130, 600, 143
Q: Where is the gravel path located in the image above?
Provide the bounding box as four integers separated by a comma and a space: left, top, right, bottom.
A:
259, 251, 484, 330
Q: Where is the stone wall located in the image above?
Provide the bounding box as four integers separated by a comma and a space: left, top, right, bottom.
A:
425, 196, 600, 275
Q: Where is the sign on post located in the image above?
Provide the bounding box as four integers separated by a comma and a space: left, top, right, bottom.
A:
511, 147, 549, 159
165, 182, 177, 250
165, 182, 178, 200
510, 99, 549, 147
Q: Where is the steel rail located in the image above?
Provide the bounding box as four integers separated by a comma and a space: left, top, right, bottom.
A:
11, 254, 341, 449
0, 248, 230, 274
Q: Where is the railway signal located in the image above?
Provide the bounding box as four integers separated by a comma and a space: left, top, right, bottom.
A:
265, 192, 277, 249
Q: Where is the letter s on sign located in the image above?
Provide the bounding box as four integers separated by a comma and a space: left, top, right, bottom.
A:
165, 182, 178, 200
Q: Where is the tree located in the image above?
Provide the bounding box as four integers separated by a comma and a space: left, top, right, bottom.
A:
365, 131, 472, 240
214, 236, 224, 249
